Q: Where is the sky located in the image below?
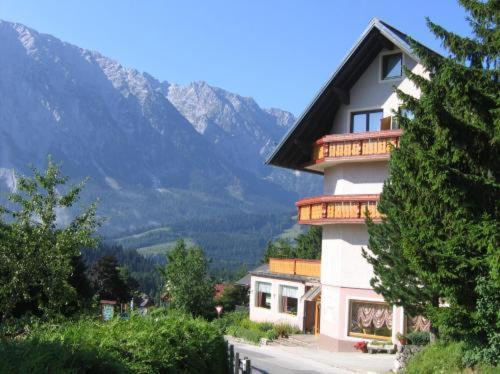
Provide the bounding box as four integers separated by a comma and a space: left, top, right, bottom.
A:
0, 0, 471, 116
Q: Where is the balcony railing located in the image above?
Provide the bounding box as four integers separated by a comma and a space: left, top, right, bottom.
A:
306, 129, 402, 172
269, 258, 321, 278
296, 194, 381, 224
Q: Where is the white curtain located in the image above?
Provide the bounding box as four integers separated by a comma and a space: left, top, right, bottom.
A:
281, 285, 298, 298
257, 282, 271, 293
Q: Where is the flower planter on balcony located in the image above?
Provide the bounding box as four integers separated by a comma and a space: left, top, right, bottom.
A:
296, 194, 381, 225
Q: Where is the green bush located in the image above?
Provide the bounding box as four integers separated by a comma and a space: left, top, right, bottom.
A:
0, 339, 130, 373
272, 323, 299, 338
214, 311, 299, 344
406, 331, 430, 346
0, 310, 228, 374
405, 341, 499, 374
405, 342, 466, 374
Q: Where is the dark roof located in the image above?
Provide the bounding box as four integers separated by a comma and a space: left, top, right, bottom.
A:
266, 18, 429, 172
235, 264, 268, 286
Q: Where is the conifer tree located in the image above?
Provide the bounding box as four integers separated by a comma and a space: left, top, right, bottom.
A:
363, 0, 499, 362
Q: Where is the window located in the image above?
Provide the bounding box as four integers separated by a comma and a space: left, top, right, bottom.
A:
256, 282, 271, 309
392, 108, 414, 129
280, 285, 298, 315
382, 53, 403, 80
348, 300, 392, 340
406, 314, 431, 333
350, 110, 383, 133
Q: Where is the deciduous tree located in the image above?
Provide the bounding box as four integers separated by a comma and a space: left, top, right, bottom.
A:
160, 239, 213, 317
0, 158, 99, 320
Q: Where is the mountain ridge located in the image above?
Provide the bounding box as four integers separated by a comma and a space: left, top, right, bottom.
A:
0, 19, 319, 237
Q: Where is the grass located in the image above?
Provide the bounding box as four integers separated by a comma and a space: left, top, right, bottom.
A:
213, 310, 300, 344
136, 238, 196, 256
405, 342, 499, 374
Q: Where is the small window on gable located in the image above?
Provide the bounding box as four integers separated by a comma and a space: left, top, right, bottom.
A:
382, 53, 402, 80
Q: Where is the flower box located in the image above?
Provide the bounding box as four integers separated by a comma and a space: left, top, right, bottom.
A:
367, 341, 396, 354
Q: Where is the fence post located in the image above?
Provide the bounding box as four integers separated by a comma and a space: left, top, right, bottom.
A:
234, 352, 240, 374
244, 357, 251, 373
229, 344, 234, 373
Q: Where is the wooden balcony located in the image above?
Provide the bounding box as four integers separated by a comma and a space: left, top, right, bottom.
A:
296, 194, 381, 225
305, 129, 402, 173
269, 258, 321, 278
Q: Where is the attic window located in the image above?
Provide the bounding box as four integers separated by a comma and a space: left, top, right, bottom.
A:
381, 53, 402, 80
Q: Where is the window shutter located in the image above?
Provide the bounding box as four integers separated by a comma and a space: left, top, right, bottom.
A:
380, 116, 392, 131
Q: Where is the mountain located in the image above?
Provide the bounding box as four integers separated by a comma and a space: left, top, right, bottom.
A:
166, 82, 319, 196
0, 20, 318, 240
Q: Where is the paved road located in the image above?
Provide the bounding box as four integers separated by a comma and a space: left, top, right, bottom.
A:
227, 337, 394, 374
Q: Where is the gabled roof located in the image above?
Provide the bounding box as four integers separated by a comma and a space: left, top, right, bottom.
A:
266, 18, 427, 172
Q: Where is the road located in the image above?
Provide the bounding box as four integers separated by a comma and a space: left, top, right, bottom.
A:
227, 337, 394, 374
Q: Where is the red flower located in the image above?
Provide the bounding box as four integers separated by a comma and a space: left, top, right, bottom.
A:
354, 341, 367, 351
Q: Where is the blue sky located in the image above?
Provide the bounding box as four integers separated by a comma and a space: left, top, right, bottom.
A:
1, 0, 470, 115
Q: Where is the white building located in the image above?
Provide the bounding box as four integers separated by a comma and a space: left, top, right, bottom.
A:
257, 18, 431, 351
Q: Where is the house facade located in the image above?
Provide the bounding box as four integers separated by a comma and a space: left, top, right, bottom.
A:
249, 258, 321, 333
259, 18, 431, 351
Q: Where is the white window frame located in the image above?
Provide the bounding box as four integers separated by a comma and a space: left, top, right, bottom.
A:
255, 281, 272, 310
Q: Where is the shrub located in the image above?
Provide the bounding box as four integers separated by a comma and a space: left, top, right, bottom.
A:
272, 323, 299, 338
405, 341, 499, 374
0, 310, 228, 373
406, 331, 430, 346
215, 311, 298, 344
405, 342, 465, 374
0, 339, 130, 373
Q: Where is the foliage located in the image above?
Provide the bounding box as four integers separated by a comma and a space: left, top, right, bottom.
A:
160, 240, 214, 317
461, 276, 500, 367
262, 226, 322, 262
0, 310, 228, 374
363, 0, 499, 358
0, 339, 130, 373
406, 331, 431, 346
0, 158, 100, 321
83, 243, 163, 299
405, 341, 499, 374
217, 285, 248, 312
89, 255, 136, 303
213, 310, 299, 344
115, 213, 296, 275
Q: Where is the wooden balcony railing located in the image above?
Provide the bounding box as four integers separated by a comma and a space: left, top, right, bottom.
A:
269, 258, 321, 278
307, 130, 402, 171
296, 194, 381, 224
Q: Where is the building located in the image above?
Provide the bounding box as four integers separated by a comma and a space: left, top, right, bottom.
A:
257, 18, 432, 351
249, 258, 321, 333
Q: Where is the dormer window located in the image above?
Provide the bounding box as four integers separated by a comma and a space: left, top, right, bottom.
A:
381, 53, 402, 80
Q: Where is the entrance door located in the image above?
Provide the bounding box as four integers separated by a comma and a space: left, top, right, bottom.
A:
314, 300, 321, 335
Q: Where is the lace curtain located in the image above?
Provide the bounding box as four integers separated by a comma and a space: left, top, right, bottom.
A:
408, 315, 431, 332
353, 302, 393, 329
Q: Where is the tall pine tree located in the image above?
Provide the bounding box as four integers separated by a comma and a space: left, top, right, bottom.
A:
363, 0, 499, 364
